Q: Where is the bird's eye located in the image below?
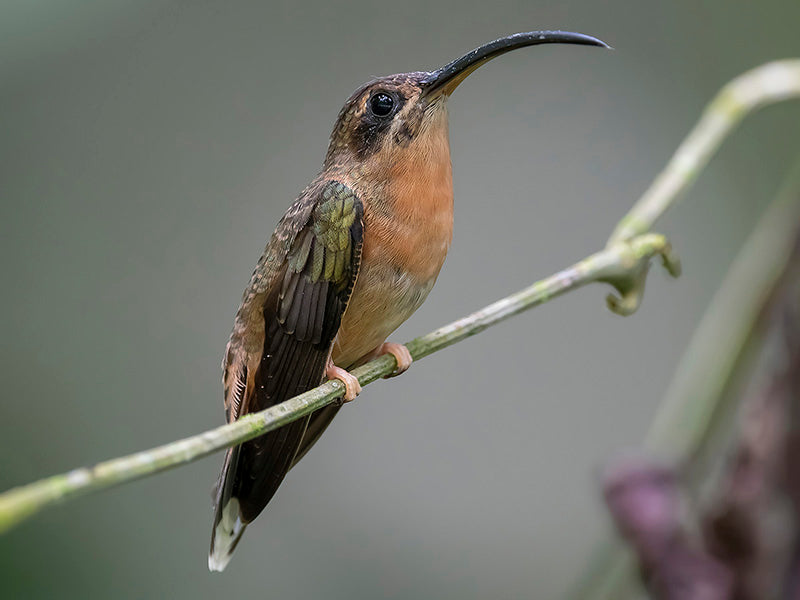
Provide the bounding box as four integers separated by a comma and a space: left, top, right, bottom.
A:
369, 92, 395, 117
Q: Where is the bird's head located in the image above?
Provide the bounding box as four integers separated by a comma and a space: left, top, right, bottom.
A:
323, 31, 609, 176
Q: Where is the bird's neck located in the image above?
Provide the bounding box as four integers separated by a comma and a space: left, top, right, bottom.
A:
385, 125, 453, 226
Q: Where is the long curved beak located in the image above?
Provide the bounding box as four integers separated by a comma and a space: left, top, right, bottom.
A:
422, 31, 610, 98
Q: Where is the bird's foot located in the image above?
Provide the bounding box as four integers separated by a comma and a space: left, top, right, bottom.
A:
326, 358, 362, 403
379, 342, 413, 378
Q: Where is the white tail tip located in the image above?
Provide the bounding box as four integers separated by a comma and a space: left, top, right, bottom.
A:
208, 498, 246, 572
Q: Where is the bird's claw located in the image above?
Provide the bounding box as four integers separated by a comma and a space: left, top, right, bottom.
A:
380, 342, 413, 378
326, 361, 362, 403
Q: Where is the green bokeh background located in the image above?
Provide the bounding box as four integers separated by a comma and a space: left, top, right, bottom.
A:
2, 1, 799, 597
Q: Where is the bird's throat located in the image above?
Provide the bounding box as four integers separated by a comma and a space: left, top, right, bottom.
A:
362, 113, 454, 282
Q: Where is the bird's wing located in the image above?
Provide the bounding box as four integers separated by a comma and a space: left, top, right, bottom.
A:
210, 180, 363, 570
290, 403, 342, 469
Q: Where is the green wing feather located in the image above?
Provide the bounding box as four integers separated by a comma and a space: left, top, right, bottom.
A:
210, 180, 363, 569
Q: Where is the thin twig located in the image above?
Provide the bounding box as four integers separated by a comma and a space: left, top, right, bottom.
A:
601, 59, 800, 317
0, 234, 676, 534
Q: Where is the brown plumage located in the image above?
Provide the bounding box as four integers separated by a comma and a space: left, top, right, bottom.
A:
209, 30, 609, 571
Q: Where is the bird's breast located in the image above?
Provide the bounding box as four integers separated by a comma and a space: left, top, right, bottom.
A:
333, 141, 454, 367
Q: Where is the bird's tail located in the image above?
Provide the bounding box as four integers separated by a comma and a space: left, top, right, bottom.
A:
209, 447, 247, 572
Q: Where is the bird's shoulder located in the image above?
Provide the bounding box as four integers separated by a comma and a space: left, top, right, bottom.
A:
221, 177, 363, 409
238, 177, 361, 309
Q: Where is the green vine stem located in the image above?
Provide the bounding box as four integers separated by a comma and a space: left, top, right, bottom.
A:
602, 59, 800, 317
0, 234, 675, 534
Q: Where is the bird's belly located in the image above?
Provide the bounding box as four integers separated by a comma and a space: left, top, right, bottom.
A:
332, 262, 438, 368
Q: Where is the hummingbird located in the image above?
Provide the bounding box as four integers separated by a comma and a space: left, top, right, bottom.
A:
209, 30, 609, 571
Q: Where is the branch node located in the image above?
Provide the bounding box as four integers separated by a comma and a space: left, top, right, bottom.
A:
602, 233, 682, 317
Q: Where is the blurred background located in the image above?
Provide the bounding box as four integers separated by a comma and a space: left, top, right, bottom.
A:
1, 1, 799, 598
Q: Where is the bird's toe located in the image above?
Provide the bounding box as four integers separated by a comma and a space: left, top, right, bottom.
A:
326, 361, 362, 402
380, 342, 413, 378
